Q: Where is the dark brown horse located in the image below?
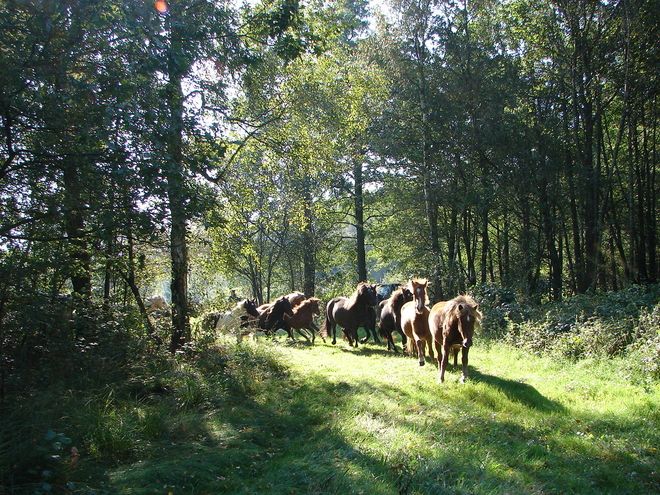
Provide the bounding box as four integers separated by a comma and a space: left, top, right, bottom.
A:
323, 282, 379, 347
378, 285, 413, 353
401, 279, 433, 366
429, 294, 482, 383
358, 306, 379, 344
258, 296, 294, 338
283, 297, 324, 343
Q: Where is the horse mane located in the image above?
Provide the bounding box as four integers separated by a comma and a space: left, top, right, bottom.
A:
385, 286, 407, 309
348, 282, 369, 305
295, 297, 319, 312
442, 294, 482, 325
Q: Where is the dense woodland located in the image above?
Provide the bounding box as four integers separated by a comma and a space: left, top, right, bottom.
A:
2, 0, 660, 354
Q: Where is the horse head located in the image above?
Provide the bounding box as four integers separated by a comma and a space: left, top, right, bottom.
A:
408, 278, 429, 314
308, 297, 320, 315
357, 282, 379, 307
276, 296, 294, 316
244, 298, 260, 318
452, 295, 481, 348
394, 286, 413, 307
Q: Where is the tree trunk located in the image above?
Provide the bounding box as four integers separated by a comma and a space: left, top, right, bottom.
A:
302, 189, 316, 297
62, 164, 92, 299
354, 159, 367, 282
165, 20, 190, 352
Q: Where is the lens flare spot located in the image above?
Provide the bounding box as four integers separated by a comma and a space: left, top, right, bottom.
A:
155, 0, 167, 13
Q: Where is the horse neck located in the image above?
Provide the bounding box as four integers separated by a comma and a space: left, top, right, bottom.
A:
294, 301, 309, 315
347, 289, 362, 308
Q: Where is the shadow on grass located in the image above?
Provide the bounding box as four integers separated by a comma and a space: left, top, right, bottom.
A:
70, 341, 660, 495
470, 369, 566, 413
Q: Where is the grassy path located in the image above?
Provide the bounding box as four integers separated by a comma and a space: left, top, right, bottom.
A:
104, 339, 660, 495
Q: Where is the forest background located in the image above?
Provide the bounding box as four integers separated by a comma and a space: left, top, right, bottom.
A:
2, 0, 660, 367
3, 0, 660, 493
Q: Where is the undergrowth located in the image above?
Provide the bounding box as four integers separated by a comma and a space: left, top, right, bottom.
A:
475, 284, 660, 380
2, 285, 660, 494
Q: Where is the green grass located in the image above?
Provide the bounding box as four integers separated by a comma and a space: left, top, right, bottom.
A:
4, 336, 660, 494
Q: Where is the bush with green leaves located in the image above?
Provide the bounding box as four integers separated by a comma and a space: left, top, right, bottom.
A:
501, 285, 660, 365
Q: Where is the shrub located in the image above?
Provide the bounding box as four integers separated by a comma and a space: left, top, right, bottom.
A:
502, 285, 660, 363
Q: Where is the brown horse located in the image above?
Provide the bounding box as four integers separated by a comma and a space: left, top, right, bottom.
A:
283, 297, 324, 343
257, 291, 306, 314
323, 282, 379, 347
378, 285, 413, 353
257, 296, 295, 338
429, 294, 482, 383
401, 279, 433, 366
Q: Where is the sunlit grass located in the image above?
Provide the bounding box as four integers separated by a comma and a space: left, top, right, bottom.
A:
5, 335, 659, 494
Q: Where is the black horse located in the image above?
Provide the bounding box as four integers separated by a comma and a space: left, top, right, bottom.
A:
378, 285, 413, 353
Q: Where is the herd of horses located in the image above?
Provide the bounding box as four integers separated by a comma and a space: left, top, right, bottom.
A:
204, 279, 482, 383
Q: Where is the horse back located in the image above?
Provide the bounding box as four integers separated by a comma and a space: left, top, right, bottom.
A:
428, 301, 447, 341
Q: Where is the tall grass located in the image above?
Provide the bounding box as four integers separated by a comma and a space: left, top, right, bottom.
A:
3, 330, 660, 494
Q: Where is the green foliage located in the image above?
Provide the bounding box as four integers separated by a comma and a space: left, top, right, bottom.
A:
501, 285, 660, 368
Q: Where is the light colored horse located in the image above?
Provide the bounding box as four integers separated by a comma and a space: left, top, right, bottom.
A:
213, 299, 260, 339
400, 279, 433, 366
146, 295, 168, 312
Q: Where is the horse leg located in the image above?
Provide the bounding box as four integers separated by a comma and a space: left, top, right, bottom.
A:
397, 328, 408, 355
416, 339, 425, 366
345, 328, 357, 347
326, 317, 337, 345
460, 347, 470, 383
452, 346, 459, 367
439, 344, 451, 383
295, 327, 312, 343
426, 335, 434, 361
283, 321, 296, 341
386, 330, 398, 353
309, 322, 325, 343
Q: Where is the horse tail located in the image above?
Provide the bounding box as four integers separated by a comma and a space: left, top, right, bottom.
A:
378, 322, 388, 340
405, 334, 416, 356
320, 312, 330, 339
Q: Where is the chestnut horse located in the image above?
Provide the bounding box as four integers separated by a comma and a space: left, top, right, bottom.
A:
283, 297, 324, 343
429, 294, 482, 383
378, 285, 413, 353
401, 279, 433, 366
323, 282, 379, 347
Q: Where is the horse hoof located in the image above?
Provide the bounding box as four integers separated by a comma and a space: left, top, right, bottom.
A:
419, 361, 425, 367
